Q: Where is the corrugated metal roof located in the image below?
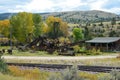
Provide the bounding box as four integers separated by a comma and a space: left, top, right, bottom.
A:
86, 37, 120, 43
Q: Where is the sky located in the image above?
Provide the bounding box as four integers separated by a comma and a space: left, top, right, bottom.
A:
0, 0, 120, 14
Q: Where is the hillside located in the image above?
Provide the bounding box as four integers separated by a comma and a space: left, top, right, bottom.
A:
0, 10, 120, 23
0, 13, 13, 20
41, 10, 120, 23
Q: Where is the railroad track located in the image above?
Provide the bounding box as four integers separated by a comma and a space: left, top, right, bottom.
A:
6, 63, 120, 73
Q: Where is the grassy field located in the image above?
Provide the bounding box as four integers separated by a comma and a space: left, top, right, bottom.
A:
1, 46, 120, 67
4, 50, 55, 56
1, 46, 119, 80
0, 64, 118, 80
0, 46, 58, 56
0, 66, 109, 80
0, 46, 119, 56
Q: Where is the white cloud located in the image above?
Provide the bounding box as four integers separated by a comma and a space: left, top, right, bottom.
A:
8, 0, 54, 12
8, 9, 24, 13
0, 6, 3, 9
87, 0, 120, 14
8, 0, 87, 12
25, 0, 54, 12
56, 0, 87, 11
89, 0, 108, 10
101, 8, 120, 14
6, 0, 120, 14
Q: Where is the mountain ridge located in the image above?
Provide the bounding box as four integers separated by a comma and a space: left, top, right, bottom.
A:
0, 10, 120, 23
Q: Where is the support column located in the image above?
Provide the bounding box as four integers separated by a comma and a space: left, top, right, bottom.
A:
95, 43, 97, 49
106, 43, 109, 51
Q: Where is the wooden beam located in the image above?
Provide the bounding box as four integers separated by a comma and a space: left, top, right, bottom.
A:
106, 43, 109, 51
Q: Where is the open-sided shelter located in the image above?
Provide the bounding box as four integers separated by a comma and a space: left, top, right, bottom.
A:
86, 37, 120, 51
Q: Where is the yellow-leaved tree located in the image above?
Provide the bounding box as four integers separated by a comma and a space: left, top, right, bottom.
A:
0, 19, 10, 37
46, 16, 68, 39
10, 12, 34, 43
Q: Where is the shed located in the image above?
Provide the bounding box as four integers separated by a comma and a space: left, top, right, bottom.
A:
86, 37, 120, 51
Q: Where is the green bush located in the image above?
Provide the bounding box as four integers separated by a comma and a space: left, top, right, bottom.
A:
110, 70, 120, 80
73, 45, 80, 53
79, 46, 86, 53
53, 50, 59, 55
0, 54, 9, 73
86, 48, 101, 55
73, 45, 86, 53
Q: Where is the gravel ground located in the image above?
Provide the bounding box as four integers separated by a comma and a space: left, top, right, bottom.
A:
2, 54, 118, 60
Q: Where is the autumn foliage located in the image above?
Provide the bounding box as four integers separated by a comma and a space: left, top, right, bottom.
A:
0, 19, 10, 37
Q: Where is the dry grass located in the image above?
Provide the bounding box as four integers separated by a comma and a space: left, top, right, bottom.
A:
0, 73, 25, 80
8, 66, 49, 80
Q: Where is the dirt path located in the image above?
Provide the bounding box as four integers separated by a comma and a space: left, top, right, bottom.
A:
2, 54, 118, 60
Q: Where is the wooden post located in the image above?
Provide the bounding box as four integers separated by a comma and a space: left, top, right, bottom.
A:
107, 43, 109, 51
95, 43, 97, 49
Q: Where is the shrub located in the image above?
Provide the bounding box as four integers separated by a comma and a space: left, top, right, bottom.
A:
95, 48, 101, 55
98, 74, 113, 80
73, 45, 80, 53
0, 54, 9, 73
48, 73, 62, 80
86, 48, 101, 55
61, 65, 83, 80
79, 46, 86, 52
79, 72, 98, 80
91, 48, 97, 55
48, 65, 86, 80
110, 70, 120, 80
98, 70, 120, 80
53, 50, 59, 55
8, 66, 49, 80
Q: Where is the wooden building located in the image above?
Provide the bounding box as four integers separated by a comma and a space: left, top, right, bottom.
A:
86, 37, 120, 51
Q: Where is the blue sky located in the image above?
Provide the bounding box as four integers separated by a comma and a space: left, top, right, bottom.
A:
0, 0, 120, 14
